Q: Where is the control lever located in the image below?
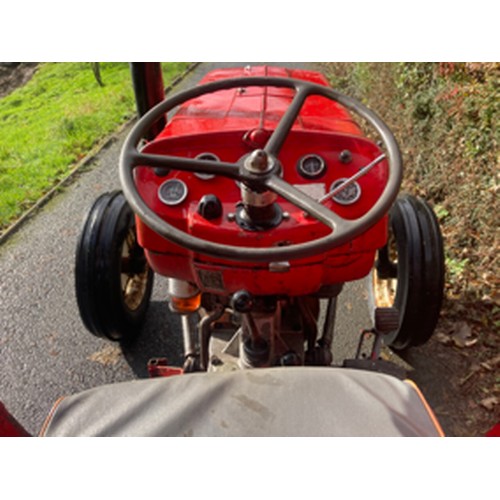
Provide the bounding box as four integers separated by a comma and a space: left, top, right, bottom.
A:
231, 290, 270, 367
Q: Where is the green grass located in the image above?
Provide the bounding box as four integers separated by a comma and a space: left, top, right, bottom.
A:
0, 62, 191, 230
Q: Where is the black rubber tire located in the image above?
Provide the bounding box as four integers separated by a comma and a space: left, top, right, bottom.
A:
75, 191, 154, 342
371, 194, 444, 350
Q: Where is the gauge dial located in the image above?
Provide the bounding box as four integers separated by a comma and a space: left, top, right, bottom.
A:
330, 178, 361, 205
158, 179, 188, 206
194, 152, 219, 180
297, 154, 326, 179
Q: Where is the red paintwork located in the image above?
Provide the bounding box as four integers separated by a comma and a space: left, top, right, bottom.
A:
135, 65, 388, 296
0, 401, 30, 437
486, 423, 500, 437
147, 359, 184, 378
156, 66, 362, 139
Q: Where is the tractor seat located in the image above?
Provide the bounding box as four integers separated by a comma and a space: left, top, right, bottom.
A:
40, 367, 443, 437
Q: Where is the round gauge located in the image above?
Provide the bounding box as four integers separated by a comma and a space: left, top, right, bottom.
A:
194, 152, 219, 180
329, 178, 361, 205
297, 154, 326, 179
158, 179, 188, 206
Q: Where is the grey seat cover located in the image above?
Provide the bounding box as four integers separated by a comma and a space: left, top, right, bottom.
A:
40, 367, 443, 437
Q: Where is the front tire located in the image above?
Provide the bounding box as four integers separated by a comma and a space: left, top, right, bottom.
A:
370, 194, 444, 350
75, 191, 154, 342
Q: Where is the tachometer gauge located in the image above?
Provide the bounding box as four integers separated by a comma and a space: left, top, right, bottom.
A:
194, 152, 219, 180
329, 178, 361, 205
158, 179, 188, 206
297, 154, 326, 179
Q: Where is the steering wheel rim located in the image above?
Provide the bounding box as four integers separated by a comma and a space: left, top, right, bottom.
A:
120, 76, 402, 262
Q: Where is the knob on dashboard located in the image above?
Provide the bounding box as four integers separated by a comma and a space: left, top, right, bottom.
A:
197, 194, 223, 220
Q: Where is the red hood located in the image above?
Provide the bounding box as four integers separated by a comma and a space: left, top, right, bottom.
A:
158, 65, 362, 139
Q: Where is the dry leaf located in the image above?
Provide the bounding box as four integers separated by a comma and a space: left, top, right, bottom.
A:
450, 321, 477, 348
459, 364, 482, 386
463, 338, 478, 348
468, 400, 479, 411
88, 345, 122, 366
436, 332, 452, 345
479, 397, 499, 411
485, 355, 500, 368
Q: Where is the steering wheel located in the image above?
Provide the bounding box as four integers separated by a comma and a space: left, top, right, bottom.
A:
120, 76, 402, 262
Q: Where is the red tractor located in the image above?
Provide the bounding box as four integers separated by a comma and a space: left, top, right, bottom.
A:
76, 63, 444, 369
27, 63, 452, 436
50, 63, 447, 436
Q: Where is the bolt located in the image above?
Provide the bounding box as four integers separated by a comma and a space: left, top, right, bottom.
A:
339, 150, 352, 164
245, 149, 270, 174
210, 355, 223, 366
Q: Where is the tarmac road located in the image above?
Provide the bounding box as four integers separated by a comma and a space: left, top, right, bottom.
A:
0, 62, 387, 435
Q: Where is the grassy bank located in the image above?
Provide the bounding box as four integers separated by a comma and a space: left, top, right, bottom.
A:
0, 62, 191, 232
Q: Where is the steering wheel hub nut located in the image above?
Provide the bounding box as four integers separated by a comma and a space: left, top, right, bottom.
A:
243, 149, 273, 174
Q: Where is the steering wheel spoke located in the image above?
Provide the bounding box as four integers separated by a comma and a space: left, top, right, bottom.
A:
131, 152, 241, 180
264, 84, 310, 156
265, 175, 349, 231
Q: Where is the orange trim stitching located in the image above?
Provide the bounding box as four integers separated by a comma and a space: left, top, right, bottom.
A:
39, 396, 66, 437
405, 379, 445, 437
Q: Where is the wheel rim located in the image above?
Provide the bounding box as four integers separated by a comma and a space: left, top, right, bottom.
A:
120, 227, 151, 311
372, 230, 398, 308
372, 272, 397, 308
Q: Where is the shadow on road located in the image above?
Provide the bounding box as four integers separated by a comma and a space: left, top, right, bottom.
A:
389, 339, 469, 436
120, 301, 184, 378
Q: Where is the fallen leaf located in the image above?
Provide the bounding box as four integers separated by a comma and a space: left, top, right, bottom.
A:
459, 364, 482, 385
436, 332, 452, 345
479, 397, 499, 411
463, 338, 478, 348
485, 355, 500, 368
468, 400, 479, 411
450, 321, 477, 348
88, 345, 122, 366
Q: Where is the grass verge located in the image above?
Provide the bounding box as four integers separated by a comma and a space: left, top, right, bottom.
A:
0, 62, 192, 233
